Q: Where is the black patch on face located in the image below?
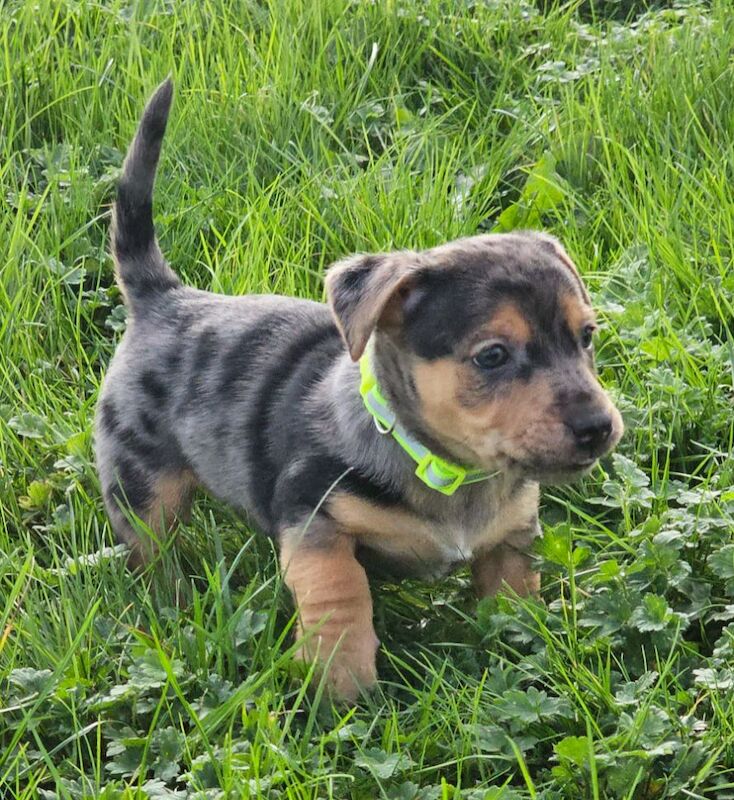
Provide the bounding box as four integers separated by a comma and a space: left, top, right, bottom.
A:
109, 455, 152, 513
524, 341, 552, 370
510, 297, 587, 385
218, 316, 282, 394
515, 362, 535, 381
402, 271, 480, 359
558, 320, 582, 355
140, 370, 168, 403
402, 254, 588, 379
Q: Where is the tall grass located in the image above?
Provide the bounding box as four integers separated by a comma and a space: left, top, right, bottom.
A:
1, 1, 733, 797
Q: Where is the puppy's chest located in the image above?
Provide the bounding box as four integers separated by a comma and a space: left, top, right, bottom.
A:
328, 480, 539, 574
442, 517, 487, 560
429, 491, 536, 562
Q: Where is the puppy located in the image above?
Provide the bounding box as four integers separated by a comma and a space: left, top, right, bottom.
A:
95, 80, 623, 700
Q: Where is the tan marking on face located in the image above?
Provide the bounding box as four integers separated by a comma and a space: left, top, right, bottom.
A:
280, 531, 378, 701
412, 358, 482, 462
474, 303, 532, 345
412, 352, 621, 472
484, 381, 557, 454
560, 292, 595, 340
412, 358, 557, 466
486, 371, 620, 470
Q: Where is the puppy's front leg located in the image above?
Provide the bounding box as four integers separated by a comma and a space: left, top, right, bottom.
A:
472, 540, 540, 599
280, 526, 378, 701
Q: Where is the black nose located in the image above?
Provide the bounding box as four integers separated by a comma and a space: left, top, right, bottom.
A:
567, 411, 613, 451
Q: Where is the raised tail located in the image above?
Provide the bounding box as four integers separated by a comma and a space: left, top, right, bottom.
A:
112, 78, 181, 309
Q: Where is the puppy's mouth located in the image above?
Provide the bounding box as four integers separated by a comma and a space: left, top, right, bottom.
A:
502, 454, 599, 484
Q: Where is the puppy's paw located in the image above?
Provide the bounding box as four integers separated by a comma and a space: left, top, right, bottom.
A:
323, 649, 378, 703
281, 529, 379, 703
297, 629, 379, 703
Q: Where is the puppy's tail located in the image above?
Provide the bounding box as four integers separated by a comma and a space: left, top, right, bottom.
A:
112, 78, 181, 310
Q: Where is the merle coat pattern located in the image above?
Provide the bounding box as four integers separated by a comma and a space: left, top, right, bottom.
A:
95, 80, 623, 700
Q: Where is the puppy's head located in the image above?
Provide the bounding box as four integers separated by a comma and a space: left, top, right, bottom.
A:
325, 233, 623, 484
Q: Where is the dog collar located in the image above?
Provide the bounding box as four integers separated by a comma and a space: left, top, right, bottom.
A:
359, 349, 491, 496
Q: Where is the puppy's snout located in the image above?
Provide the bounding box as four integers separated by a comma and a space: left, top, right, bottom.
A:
566, 409, 613, 453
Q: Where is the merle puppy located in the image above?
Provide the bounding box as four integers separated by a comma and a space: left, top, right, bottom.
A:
96, 80, 623, 700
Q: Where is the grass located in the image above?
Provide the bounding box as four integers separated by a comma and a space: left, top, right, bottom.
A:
1, 0, 734, 796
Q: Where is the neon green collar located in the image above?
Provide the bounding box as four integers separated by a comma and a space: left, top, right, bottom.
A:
359, 349, 491, 496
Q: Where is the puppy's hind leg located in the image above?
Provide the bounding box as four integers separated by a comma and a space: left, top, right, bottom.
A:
96, 398, 196, 568
101, 462, 196, 569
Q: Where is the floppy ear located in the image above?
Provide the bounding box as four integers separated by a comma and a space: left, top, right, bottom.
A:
325, 252, 417, 361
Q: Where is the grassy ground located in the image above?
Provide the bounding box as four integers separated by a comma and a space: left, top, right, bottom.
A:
2, 0, 734, 797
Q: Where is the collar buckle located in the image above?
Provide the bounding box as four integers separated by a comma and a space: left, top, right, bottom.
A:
415, 453, 467, 496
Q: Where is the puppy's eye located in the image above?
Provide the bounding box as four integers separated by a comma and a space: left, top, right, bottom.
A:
580, 325, 596, 350
473, 344, 510, 370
